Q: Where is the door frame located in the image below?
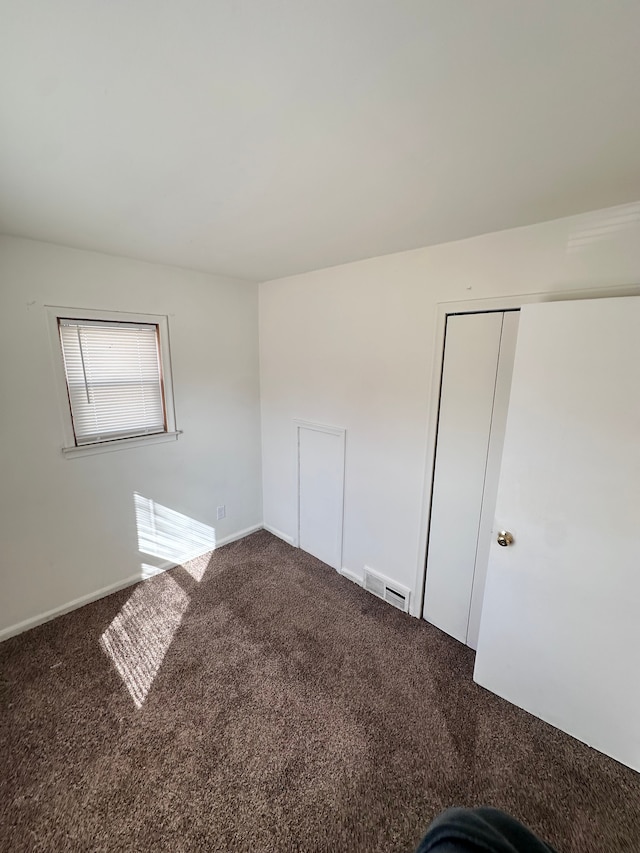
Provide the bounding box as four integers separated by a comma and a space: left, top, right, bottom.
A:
294, 419, 346, 568
415, 282, 640, 619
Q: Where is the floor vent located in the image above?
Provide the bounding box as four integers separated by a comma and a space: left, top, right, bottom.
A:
363, 567, 410, 613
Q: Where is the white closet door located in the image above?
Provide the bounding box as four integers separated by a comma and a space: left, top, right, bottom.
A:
423, 313, 504, 643
297, 423, 345, 570
475, 296, 640, 771
466, 311, 519, 649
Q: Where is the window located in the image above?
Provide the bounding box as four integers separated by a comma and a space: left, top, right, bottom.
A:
49, 308, 178, 456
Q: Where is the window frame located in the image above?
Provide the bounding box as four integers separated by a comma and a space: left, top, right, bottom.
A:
47, 306, 180, 458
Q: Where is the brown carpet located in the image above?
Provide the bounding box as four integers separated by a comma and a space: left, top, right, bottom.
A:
1, 530, 639, 852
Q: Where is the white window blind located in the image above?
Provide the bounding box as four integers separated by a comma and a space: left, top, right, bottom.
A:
58, 319, 166, 446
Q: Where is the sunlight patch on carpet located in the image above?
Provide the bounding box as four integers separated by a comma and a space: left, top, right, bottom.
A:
100, 573, 189, 708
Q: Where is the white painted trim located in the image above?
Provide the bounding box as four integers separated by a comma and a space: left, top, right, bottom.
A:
292, 418, 346, 436
294, 419, 346, 567
0, 573, 143, 642
45, 304, 179, 454
62, 430, 181, 458
216, 524, 263, 548
0, 524, 263, 643
263, 524, 296, 546
140, 560, 175, 578
339, 567, 363, 586
414, 282, 640, 620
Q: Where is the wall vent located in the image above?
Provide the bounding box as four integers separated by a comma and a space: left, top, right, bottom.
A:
363, 567, 410, 614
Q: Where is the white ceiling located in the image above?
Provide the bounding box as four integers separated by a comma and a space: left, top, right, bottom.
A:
1, 1, 639, 282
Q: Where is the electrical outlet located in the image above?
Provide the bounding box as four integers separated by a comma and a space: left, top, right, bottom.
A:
216, 505, 226, 521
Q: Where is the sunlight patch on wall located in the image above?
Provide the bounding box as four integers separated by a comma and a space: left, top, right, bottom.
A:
100, 573, 189, 709
134, 493, 216, 565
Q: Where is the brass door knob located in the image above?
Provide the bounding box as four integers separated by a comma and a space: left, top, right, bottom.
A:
497, 530, 514, 547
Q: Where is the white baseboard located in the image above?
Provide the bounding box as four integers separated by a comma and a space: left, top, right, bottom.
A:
0, 523, 264, 643
0, 573, 143, 643
216, 524, 263, 548
263, 524, 296, 546
339, 567, 363, 586
140, 559, 175, 578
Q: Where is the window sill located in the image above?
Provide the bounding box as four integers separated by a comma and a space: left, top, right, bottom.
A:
62, 431, 181, 459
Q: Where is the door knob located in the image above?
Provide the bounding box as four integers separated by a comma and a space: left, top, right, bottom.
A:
497, 530, 514, 547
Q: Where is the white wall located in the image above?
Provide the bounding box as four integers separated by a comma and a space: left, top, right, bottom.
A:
0, 236, 262, 637
259, 203, 640, 615
4, 203, 640, 638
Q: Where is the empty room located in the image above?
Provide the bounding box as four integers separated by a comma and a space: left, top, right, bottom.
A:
1, 2, 639, 851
